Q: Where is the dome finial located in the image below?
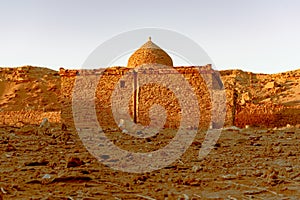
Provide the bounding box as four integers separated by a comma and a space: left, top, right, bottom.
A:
148, 36, 151, 41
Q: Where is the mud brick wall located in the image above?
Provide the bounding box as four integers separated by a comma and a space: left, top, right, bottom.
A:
60, 66, 234, 130
130, 66, 212, 129
235, 103, 300, 128
60, 69, 78, 129
0, 110, 60, 126
95, 67, 130, 130
63, 66, 300, 129
274, 106, 300, 127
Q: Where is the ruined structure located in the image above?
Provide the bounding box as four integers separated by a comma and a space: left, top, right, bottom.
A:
60, 38, 229, 130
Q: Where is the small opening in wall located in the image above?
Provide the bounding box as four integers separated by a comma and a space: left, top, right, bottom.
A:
120, 80, 125, 88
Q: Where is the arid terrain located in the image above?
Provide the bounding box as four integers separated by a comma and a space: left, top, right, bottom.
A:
0, 66, 300, 199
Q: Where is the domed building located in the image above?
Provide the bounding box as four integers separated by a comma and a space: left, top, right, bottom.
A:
60, 37, 228, 130
127, 37, 173, 68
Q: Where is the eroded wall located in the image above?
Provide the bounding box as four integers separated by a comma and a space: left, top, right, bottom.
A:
60, 65, 233, 130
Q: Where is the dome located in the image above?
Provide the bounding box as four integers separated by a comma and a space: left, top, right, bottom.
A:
127, 37, 173, 68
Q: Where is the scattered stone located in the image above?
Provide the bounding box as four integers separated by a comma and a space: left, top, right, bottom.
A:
192, 165, 203, 173
286, 167, 293, 172
25, 159, 49, 166
0, 187, 7, 195
66, 157, 84, 168
241, 92, 251, 105
220, 174, 237, 180
26, 179, 42, 184
39, 118, 50, 128
51, 176, 92, 183
253, 170, 263, 177
223, 126, 241, 132
42, 174, 51, 179
38, 118, 51, 135
182, 177, 200, 186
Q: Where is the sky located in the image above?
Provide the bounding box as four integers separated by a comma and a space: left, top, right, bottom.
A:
0, 0, 300, 74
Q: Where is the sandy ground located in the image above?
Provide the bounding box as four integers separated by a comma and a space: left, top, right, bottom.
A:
0, 124, 300, 199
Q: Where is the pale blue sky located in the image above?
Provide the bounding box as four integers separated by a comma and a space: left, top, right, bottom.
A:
0, 0, 300, 73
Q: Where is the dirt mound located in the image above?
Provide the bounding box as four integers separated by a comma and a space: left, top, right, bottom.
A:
0, 66, 60, 112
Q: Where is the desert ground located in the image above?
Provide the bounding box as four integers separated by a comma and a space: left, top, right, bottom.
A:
0, 66, 299, 199
1, 124, 300, 199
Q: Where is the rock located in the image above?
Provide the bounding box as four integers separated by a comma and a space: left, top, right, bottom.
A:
264, 81, 277, 89
66, 157, 84, 168
242, 92, 251, 102
38, 118, 51, 135
223, 126, 241, 131
39, 118, 50, 128
51, 176, 92, 183
220, 174, 237, 180
276, 78, 287, 84
179, 194, 189, 200
253, 170, 263, 177
286, 167, 293, 172
24, 159, 49, 166
182, 177, 200, 186
240, 98, 246, 105
261, 97, 271, 103
42, 174, 51, 179
192, 165, 203, 173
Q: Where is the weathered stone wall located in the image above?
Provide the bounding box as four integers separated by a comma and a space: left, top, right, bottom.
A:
60, 66, 299, 129
60, 65, 233, 130
235, 103, 300, 128
220, 69, 300, 128
0, 110, 60, 126
60, 68, 78, 128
